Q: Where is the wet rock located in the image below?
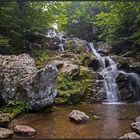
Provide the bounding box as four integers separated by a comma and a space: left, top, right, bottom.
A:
93, 115, 100, 120
48, 60, 68, 69
135, 116, 140, 122
0, 54, 58, 110
94, 72, 104, 80
131, 122, 140, 134
90, 59, 100, 71
76, 52, 97, 68
33, 31, 67, 51
0, 113, 10, 128
60, 63, 80, 78
14, 125, 36, 136
0, 127, 14, 138
97, 41, 111, 55
91, 90, 106, 103
112, 55, 140, 74
68, 110, 90, 123
116, 73, 132, 101
65, 38, 89, 53
122, 51, 135, 57
119, 132, 140, 139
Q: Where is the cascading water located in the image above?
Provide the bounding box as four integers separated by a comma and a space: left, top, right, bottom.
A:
89, 42, 140, 102
89, 43, 120, 102
46, 30, 65, 52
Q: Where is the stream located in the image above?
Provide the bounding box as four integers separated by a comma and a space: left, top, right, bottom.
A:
10, 103, 140, 139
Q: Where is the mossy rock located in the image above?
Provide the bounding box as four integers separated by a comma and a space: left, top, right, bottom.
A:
31, 49, 55, 68
75, 53, 96, 68
56, 66, 94, 105
55, 97, 69, 105
1, 100, 32, 120
44, 106, 56, 113
65, 38, 89, 54
0, 113, 10, 128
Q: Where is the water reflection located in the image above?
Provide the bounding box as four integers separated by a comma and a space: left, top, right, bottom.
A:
10, 103, 140, 139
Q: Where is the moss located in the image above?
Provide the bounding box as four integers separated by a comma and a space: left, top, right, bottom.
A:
1, 100, 32, 120
76, 53, 96, 67
31, 49, 54, 68
44, 106, 55, 113
65, 40, 85, 54
56, 67, 94, 105
55, 97, 69, 105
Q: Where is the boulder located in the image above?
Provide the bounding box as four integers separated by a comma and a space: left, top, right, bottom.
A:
65, 38, 89, 53
131, 122, 140, 134
0, 127, 14, 138
48, 60, 66, 69
60, 63, 80, 78
111, 55, 140, 74
116, 73, 131, 101
119, 132, 140, 139
96, 41, 111, 55
0, 113, 10, 128
68, 110, 90, 123
135, 116, 140, 122
14, 125, 36, 136
0, 54, 58, 110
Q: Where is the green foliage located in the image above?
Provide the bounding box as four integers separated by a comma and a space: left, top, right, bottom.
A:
95, 2, 140, 44
3, 100, 32, 119
56, 67, 93, 105
0, 1, 58, 54
31, 49, 54, 68
0, 35, 10, 47
1, 1, 140, 54
76, 53, 96, 67
54, 2, 104, 40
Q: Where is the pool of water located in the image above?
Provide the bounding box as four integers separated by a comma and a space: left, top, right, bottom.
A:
10, 103, 140, 139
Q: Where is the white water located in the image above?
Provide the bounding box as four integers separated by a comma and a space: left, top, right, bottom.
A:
89, 43, 120, 102
89, 42, 140, 102
46, 30, 65, 52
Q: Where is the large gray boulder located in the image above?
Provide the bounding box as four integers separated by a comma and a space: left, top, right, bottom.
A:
0, 54, 58, 110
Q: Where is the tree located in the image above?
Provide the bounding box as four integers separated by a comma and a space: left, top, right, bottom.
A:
95, 2, 140, 45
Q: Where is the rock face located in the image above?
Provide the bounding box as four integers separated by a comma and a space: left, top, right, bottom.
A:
60, 63, 80, 78
0, 113, 10, 128
14, 125, 36, 136
29, 31, 67, 51
0, 54, 58, 110
68, 110, 90, 123
131, 122, 140, 134
0, 127, 14, 138
96, 41, 111, 55
119, 132, 140, 139
65, 38, 89, 53
116, 73, 131, 101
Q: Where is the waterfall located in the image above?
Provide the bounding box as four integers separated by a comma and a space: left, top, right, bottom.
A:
46, 30, 65, 52
89, 43, 120, 102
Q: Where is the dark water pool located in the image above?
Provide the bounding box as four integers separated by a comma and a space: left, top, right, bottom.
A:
10, 103, 140, 139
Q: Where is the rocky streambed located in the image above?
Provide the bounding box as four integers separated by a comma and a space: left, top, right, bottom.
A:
8, 103, 140, 139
